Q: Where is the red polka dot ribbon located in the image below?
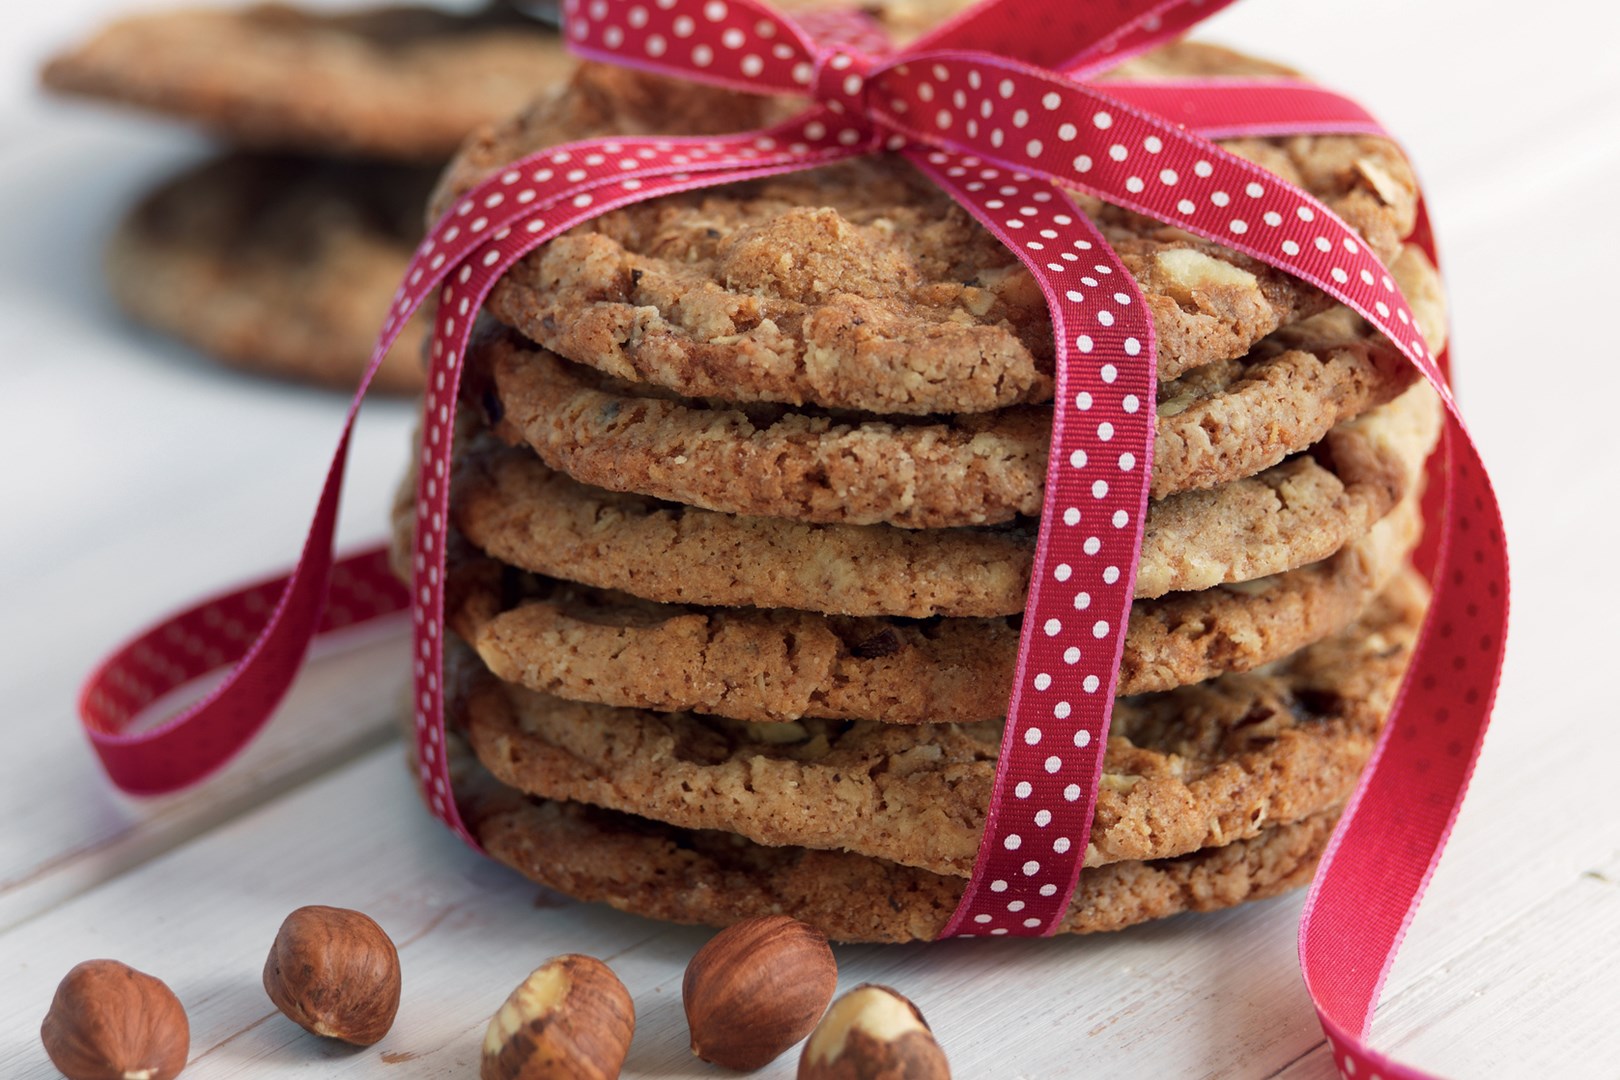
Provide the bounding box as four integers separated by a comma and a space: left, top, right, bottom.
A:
79, 2, 1508, 1075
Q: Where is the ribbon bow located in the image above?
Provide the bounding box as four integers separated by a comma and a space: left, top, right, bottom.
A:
80, 1, 1508, 1076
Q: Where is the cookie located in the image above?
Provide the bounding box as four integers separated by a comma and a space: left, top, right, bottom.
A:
1131, 381, 1436, 596
1153, 245, 1441, 498
477, 244, 1440, 512
457, 569, 1425, 876
449, 376, 1436, 613
464, 773, 1338, 943
471, 338, 1439, 582
442, 438, 1038, 618
433, 48, 1418, 413
438, 498, 1418, 721
106, 153, 432, 393
42, 3, 576, 161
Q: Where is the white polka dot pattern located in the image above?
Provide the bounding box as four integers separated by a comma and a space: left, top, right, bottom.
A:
865, 54, 1447, 395
400, 137, 874, 843
912, 147, 1154, 938
565, 0, 819, 96
76, 5, 1508, 1076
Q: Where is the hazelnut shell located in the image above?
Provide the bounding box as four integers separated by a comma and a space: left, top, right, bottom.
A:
262, 904, 401, 1046
481, 953, 635, 1080
683, 914, 838, 1070
798, 984, 951, 1079
40, 959, 190, 1080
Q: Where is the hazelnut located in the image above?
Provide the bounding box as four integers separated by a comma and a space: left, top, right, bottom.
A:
481, 954, 635, 1080
40, 959, 189, 1080
798, 984, 950, 1079
1153, 248, 1259, 303
683, 915, 838, 1070
262, 905, 400, 1046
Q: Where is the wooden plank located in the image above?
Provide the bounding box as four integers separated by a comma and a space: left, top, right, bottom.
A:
1375, 849, 1620, 1075
1277, 851, 1620, 1080
0, 117, 423, 930
0, 628, 409, 932
0, 747, 1345, 1079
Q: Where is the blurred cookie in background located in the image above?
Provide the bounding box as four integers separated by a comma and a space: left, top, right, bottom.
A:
42, 3, 576, 161
106, 153, 435, 392
44, 3, 578, 393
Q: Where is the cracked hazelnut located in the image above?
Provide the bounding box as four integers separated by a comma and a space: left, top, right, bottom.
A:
798, 984, 950, 1079
683, 915, 838, 1070
262, 905, 400, 1046
481, 954, 635, 1080
40, 959, 190, 1080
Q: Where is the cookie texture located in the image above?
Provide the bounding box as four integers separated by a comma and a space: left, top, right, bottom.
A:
466, 326, 1409, 541
458, 570, 1425, 876
42, 3, 577, 160
448, 375, 1436, 614
436, 498, 1417, 720
465, 778, 1338, 943
472, 342, 1439, 588
478, 249, 1440, 522
1151, 245, 1441, 498
1121, 498, 1417, 694
1131, 381, 1437, 596
107, 154, 431, 392
445, 438, 1037, 618
434, 47, 1417, 413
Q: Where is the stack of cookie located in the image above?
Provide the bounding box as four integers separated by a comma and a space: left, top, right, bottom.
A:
395, 44, 1444, 943
43, 2, 576, 392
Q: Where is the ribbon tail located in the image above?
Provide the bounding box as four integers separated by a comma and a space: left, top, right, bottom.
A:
1300, 416, 1507, 1079
78, 352, 417, 795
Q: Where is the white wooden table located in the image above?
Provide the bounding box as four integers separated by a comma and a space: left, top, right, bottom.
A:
2, 1, 1617, 1076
